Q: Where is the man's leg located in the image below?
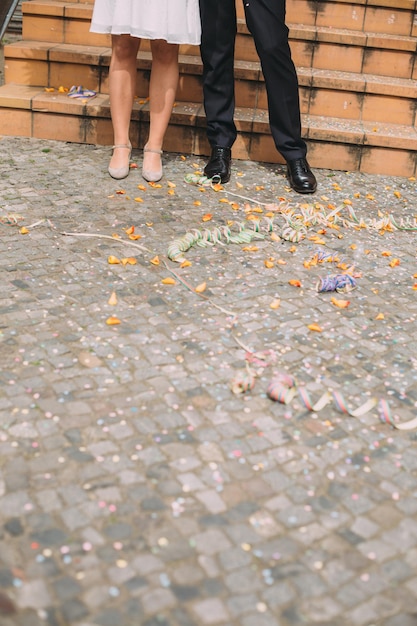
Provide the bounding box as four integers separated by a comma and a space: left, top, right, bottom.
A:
199, 0, 237, 181
244, 0, 316, 192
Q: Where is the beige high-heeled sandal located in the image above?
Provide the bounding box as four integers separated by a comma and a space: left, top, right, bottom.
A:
142, 145, 163, 182
108, 143, 132, 180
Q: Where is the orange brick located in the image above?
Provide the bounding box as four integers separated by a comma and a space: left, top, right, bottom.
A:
362, 94, 415, 126
313, 42, 363, 73
364, 6, 414, 37
307, 141, 361, 172
315, 2, 366, 31
23, 15, 65, 43
0, 108, 32, 136
5, 59, 49, 87
309, 89, 362, 121
363, 48, 414, 80
360, 146, 416, 177
33, 110, 85, 141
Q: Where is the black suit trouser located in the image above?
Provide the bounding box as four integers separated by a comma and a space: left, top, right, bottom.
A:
199, 0, 307, 161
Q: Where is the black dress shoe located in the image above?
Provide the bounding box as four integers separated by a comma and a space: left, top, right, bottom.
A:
204, 146, 232, 183
286, 157, 317, 194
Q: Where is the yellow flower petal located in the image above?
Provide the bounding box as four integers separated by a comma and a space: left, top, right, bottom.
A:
162, 277, 176, 285
270, 298, 281, 310
195, 282, 207, 293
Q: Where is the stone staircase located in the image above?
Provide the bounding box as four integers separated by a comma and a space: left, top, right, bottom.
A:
0, 0, 416, 176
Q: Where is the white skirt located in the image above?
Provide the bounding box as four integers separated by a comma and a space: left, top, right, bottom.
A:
90, 0, 201, 45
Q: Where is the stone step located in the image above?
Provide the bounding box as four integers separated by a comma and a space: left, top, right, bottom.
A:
0, 83, 415, 177
4, 41, 417, 128
20, 1, 417, 80
23, 0, 417, 42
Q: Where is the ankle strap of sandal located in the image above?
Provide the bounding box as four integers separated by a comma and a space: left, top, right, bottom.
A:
144, 147, 163, 155
112, 144, 132, 150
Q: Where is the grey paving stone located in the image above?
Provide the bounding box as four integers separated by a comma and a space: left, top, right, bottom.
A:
1, 136, 417, 625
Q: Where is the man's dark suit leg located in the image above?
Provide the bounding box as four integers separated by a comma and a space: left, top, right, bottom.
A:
199, 0, 237, 182
244, 0, 316, 192
199, 0, 317, 192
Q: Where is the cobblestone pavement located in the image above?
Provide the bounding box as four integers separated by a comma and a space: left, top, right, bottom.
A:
1, 136, 417, 626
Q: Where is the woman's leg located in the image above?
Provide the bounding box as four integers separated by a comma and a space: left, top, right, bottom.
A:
143, 39, 179, 176
109, 34, 140, 171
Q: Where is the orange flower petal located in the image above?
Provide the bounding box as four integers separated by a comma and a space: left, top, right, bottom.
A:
108, 255, 121, 264
106, 316, 121, 325
264, 260, 275, 268
180, 260, 192, 268
389, 258, 400, 267
19, 227, 29, 235
308, 323, 322, 332
375, 313, 385, 320
125, 226, 135, 235
161, 277, 176, 285
202, 213, 213, 222
289, 279, 302, 287
330, 297, 350, 309
150, 256, 160, 265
